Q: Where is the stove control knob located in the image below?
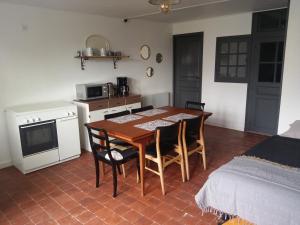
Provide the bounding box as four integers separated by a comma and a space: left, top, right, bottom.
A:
72, 112, 76, 116
26, 119, 30, 124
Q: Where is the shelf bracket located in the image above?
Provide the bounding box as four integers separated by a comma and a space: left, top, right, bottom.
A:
80, 57, 86, 70
113, 57, 120, 69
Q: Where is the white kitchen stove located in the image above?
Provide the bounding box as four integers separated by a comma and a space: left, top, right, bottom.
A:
6, 101, 81, 174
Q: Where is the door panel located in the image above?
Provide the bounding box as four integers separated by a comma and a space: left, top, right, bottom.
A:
174, 33, 203, 108
56, 117, 81, 161
245, 36, 284, 134
254, 97, 280, 132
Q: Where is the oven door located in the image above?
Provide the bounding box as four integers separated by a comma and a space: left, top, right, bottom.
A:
19, 120, 58, 157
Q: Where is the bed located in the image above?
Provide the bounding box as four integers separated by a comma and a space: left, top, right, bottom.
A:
195, 134, 300, 225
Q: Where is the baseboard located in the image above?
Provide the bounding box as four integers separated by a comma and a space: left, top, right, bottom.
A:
205, 121, 244, 132
0, 160, 12, 169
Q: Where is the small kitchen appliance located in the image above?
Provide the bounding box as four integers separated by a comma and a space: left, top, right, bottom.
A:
76, 83, 108, 100
106, 82, 115, 98
117, 77, 129, 96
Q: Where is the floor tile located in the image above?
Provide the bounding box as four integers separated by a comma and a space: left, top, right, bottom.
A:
0, 125, 266, 225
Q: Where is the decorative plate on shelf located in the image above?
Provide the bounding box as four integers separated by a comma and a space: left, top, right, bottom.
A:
85, 34, 110, 51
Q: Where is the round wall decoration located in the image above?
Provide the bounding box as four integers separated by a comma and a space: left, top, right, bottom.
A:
156, 53, 163, 63
146, 67, 154, 77
140, 45, 151, 60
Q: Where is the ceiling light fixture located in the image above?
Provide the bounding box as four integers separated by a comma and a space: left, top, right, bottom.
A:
148, 0, 181, 14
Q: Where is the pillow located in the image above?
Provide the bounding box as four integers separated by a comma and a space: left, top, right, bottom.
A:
105, 150, 123, 161
280, 120, 300, 139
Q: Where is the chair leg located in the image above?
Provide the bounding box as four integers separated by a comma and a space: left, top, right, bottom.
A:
184, 148, 190, 181
122, 164, 126, 178
100, 162, 105, 179
112, 165, 118, 198
158, 158, 165, 195
117, 165, 122, 175
202, 147, 207, 170
95, 160, 100, 188
180, 153, 186, 183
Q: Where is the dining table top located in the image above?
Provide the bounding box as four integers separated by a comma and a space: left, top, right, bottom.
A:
88, 106, 212, 143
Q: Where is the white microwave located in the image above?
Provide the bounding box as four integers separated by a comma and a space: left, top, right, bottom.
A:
76, 83, 108, 100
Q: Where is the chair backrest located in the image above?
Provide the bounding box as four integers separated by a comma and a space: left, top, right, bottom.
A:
182, 115, 204, 143
131, 105, 154, 114
104, 110, 130, 120
85, 124, 116, 162
155, 122, 181, 156
185, 101, 205, 111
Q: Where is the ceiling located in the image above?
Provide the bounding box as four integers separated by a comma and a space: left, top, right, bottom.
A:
0, 0, 288, 23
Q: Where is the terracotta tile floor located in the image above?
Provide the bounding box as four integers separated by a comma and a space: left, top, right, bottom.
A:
0, 126, 266, 225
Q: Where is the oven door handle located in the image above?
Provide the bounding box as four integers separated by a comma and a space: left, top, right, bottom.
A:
20, 121, 55, 129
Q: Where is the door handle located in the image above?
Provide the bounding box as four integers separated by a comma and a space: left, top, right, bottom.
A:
20, 121, 55, 129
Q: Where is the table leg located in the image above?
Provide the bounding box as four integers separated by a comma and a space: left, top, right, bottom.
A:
138, 143, 146, 196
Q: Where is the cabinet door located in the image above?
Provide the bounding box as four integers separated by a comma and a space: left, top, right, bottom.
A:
89, 108, 109, 122
56, 117, 81, 161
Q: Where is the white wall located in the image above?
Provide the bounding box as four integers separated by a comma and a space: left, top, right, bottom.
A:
0, 3, 172, 167
278, 0, 300, 133
172, 13, 252, 131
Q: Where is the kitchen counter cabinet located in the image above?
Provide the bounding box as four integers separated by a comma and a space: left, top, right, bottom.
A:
74, 95, 141, 151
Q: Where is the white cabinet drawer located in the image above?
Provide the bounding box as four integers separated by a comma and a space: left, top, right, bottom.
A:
89, 108, 109, 122
23, 149, 59, 173
89, 106, 127, 122
108, 106, 127, 114
126, 103, 141, 112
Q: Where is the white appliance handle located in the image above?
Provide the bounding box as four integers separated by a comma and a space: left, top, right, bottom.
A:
57, 116, 78, 122
20, 121, 55, 129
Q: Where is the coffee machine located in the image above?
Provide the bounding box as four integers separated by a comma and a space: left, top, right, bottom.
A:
117, 77, 129, 96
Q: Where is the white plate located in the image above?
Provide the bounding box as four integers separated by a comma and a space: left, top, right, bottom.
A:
85, 34, 110, 51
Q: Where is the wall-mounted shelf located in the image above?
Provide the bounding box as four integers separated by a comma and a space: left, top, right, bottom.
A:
74, 55, 130, 70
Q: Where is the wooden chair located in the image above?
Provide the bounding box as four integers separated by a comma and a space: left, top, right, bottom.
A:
85, 125, 139, 197
222, 218, 254, 225
104, 110, 132, 148
104, 110, 133, 177
185, 101, 205, 111
182, 115, 206, 181
131, 105, 154, 114
145, 122, 185, 195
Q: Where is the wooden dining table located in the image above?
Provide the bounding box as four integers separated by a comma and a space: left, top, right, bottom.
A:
87, 106, 212, 196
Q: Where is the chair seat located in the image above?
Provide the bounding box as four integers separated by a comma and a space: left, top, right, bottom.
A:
146, 142, 175, 157
96, 148, 138, 163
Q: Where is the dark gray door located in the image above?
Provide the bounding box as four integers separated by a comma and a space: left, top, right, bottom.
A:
173, 33, 203, 108
245, 36, 284, 134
